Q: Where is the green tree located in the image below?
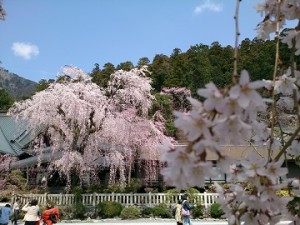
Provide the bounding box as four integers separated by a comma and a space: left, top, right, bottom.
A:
239, 38, 275, 82
91, 62, 115, 88
0, 88, 14, 110
185, 44, 212, 96
35, 79, 55, 93
149, 93, 176, 137
116, 61, 134, 71
208, 42, 233, 87
149, 54, 171, 92
165, 48, 187, 88
91, 63, 100, 74
137, 57, 150, 67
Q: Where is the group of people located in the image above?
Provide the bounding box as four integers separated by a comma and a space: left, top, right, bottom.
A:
0, 198, 60, 225
174, 193, 195, 225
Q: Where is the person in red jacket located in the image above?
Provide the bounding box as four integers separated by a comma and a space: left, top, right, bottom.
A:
41, 203, 59, 225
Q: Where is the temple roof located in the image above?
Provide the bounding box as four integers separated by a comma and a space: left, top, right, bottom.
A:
0, 112, 35, 156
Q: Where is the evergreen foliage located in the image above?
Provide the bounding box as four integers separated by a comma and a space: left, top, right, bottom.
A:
96, 201, 123, 218
0, 88, 14, 110
141, 206, 172, 218
120, 206, 141, 219
210, 203, 225, 219
191, 204, 204, 218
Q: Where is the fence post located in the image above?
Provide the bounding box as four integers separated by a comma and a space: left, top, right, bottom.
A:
93, 192, 96, 206
204, 192, 208, 209
148, 192, 151, 207
112, 192, 115, 203
44, 193, 47, 206
59, 193, 62, 205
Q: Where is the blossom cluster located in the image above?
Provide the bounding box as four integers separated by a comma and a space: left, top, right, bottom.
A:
160, 69, 299, 224
160, 1, 300, 224
160, 70, 268, 187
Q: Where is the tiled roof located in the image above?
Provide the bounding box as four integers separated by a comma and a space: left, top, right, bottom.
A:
0, 113, 36, 156
174, 144, 286, 161
205, 145, 286, 161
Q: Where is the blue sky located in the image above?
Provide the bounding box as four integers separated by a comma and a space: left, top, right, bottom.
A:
0, 0, 263, 82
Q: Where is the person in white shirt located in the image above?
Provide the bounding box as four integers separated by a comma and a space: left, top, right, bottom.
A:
22, 199, 40, 225
12, 198, 20, 225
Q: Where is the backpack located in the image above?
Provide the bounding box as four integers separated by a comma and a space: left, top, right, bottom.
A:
49, 213, 57, 223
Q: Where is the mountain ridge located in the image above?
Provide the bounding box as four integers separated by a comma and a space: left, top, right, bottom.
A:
0, 67, 37, 100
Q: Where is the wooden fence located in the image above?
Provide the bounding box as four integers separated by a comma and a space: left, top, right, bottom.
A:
13, 192, 219, 209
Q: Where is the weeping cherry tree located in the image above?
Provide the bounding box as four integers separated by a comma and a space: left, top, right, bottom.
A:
9, 66, 171, 189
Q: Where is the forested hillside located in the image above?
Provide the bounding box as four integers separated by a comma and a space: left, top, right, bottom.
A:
91, 38, 297, 96
0, 67, 37, 100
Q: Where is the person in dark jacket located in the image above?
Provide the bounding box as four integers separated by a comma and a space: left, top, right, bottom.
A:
181, 194, 194, 225
0, 204, 11, 225
12, 198, 21, 225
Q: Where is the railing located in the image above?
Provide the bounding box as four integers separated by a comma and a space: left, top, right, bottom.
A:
13, 192, 219, 209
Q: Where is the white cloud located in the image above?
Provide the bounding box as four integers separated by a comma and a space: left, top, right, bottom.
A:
194, 0, 223, 15
11, 42, 39, 60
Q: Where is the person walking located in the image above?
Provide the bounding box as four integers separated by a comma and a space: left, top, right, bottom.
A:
0, 204, 11, 225
12, 198, 21, 225
181, 194, 194, 225
41, 202, 60, 225
175, 198, 183, 225
22, 199, 40, 225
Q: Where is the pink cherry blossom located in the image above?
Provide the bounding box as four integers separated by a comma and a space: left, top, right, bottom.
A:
229, 70, 265, 109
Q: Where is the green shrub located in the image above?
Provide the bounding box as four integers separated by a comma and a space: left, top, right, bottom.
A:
192, 204, 204, 218
120, 207, 141, 219
0, 194, 10, 202
210, 203, 225, 219
142, 206, 172, 218
187, 187, 200, 194
157, 203, 168, 209
153, 206, 172, 218
73, 202, 86, 219
123, 178, 142, 193
58, 206, 74, 220
165, 188, 201, 204
97, 201, 123, 218
7, 169, 28, 191
186, 188, 200, 203
141, 207, 153, 217
164, 188, 179, 194
222, 183, 230, 190
164, 188, 179, 204
71, 186, 83, 203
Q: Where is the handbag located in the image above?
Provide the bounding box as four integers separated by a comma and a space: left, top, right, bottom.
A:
181, 208, 190, 216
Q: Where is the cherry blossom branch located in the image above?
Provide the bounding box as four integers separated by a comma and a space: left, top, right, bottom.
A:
232, 0, 241, 85
292, 21, 300, 126
274, 125, 300, 161
0, 0, 5, 21
248, 141, 263, 158
268, 0, 282, 160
